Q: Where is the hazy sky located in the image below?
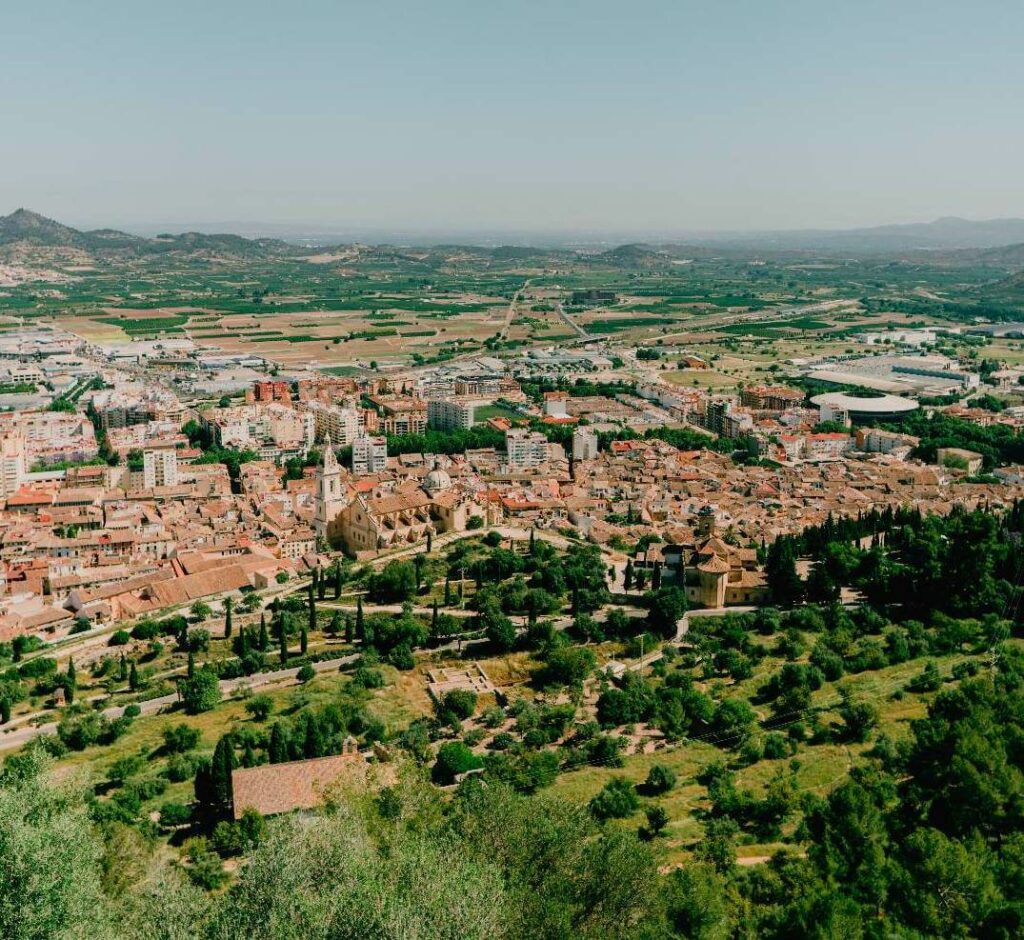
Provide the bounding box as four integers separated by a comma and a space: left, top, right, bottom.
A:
3, 0, 1023, 235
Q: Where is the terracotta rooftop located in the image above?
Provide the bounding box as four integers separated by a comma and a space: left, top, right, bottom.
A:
231, 749, 364, 819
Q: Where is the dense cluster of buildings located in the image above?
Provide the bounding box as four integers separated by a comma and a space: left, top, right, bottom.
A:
0, 320, 1019, 649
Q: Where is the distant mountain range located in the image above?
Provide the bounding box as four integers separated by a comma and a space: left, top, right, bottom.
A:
0, 209, 293, 258
660, 217, 1024, 253
4, 208, 1024, 264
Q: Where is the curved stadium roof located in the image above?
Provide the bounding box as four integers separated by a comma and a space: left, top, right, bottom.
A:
811, 391, 919, 416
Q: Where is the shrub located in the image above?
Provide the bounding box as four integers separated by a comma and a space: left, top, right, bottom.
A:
442, 690, 478, 720
589, 777, 640, 820
244, 694, 273, 721
163, 723, 201, 754
763, 733, 791, 760
489, 732, 515, 751
296, 664, 316, 683
351, 667, 384, 689
130, 620, 160, 641
432, 741, 483, 785
644, 764, 677, 795
179, 668, 222, 715
165, 753, 199, 783
159, 802, 193, 828
387, 645, 415, 670
108, 630, 130, 647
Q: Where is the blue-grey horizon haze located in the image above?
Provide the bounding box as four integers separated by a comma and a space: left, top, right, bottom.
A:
3, 0, 1023, 238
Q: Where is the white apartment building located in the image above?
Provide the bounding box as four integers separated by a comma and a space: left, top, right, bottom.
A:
352, 433, 388, 476
302, 400, 360, 446
143, 448, 179, 488
203, 403, 315, 461
572, 426, 599, 461
0, 432, 26, 498
857, 427, 920, 455
506, 428, 550, 469
0, 412, 98, 467
427, 397, 478, 431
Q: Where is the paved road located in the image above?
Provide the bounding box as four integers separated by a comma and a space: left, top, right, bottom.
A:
553, 299, 588, 339
497, 280, 530, 341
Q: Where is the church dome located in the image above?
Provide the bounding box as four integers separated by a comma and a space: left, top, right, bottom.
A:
423, 467, 452, 494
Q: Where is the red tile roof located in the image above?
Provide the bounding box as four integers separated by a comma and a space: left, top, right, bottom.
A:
232, 751, 365, 819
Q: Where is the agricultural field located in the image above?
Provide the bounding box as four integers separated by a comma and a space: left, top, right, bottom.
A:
3, 235, 1023, 374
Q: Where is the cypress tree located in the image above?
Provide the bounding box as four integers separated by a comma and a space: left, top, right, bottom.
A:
0, 698, 9, 725
652, 564, 662, 590
300, 626, 308, 656
239, 627, 251, 658
187, 650, 195, 678
211, 734, 235, 816
444, 576, 452, 606
529, 528, 536, 553
317, 566, 326, 601
66, 657, 77, 693
303, 715, 325, 758
269, 722, 289, 764
345, 614, 353, 644
224, 597, 233, 638
334, 564, 343, 599
426, 529, 433, 553
308, 588, 317, 636
128, 661, 139, 691
624, 558, 634, 591
355, 596, 364, 641
258, 613, 269, 651
119, 653, 128, 682
431, 600, 439, 637
279, 616, 288, 665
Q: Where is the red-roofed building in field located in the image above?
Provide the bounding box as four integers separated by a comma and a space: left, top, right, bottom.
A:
231, 741, 365, 819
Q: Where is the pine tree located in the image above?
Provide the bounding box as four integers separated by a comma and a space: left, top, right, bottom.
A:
300, 626, 308, 656
355, 596, 365, 642
268, 722, 289, 764
224, 597, 233, 638
258, 613, 269, 651
128, 662, 139, 691
187, 650, 195, 678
